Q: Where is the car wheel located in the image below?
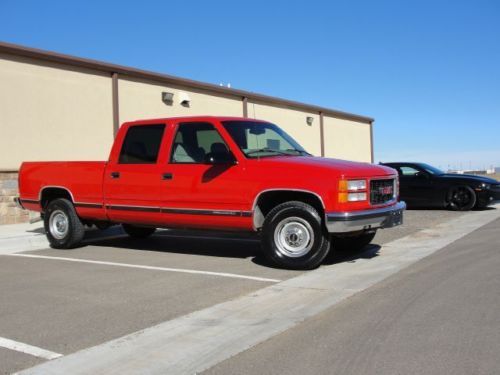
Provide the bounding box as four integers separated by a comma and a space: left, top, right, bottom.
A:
122, 224, 156, 238
262, 201, 330, 270
332, 231, 376, 253
447, 186, 476, 211
44, 198, 85, 249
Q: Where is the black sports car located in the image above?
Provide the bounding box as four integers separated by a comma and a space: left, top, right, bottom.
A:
381, 162, 500, 211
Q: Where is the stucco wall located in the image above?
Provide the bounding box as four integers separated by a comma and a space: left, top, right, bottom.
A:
0, 54, 114, 170
0, 50, 373, 224
323, 116, 372, 162
118, 77, 243, 124
247, 102, 322, 156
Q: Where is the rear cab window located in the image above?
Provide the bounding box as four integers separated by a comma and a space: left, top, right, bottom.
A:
119, 124, 165, 164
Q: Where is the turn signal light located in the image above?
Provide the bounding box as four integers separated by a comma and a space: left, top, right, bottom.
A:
338, 179, 368, 203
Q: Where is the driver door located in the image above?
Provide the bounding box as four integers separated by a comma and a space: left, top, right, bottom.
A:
399, 165, 435, 206
160, 121, 250, 230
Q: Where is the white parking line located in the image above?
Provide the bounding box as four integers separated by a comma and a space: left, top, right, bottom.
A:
0, 337, 62, 360
7, 254, 281, 283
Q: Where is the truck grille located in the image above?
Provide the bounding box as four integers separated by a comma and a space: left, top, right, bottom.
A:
370, 179, 395, 205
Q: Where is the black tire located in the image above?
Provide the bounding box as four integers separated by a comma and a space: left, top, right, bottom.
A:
447, 185, 476, 211
122, 224, 156, 238
261, 201, 330, 270
44, 198, 85, 249
332, 231, 376, 254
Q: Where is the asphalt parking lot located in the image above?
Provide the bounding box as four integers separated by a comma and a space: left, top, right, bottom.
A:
0, 208, 477, 374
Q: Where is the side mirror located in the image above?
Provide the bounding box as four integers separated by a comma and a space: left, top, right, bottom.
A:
415, 171, 429, 179
205, 152, 237, 165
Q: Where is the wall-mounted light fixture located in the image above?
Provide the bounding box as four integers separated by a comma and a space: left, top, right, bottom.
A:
306, 116, 314, 126
179, 92, 191, 107
162, 91, 174, 104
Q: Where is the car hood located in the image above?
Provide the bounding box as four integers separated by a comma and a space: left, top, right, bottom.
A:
439, 174, 499, 184
253, 156, 396, 178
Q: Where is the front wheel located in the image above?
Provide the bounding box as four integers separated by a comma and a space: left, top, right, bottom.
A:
261, 201, 330, 270
44, 198, 85, 249
122, 224, 156, 238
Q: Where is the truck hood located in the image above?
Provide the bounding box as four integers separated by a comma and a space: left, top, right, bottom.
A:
252, 156, 396, 178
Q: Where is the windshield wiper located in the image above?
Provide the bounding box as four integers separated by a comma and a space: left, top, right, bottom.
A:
246, 148, 291, 156
285, 149, 312, 156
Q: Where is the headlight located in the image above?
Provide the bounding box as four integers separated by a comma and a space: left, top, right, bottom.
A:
338, 179, 368, 203
348, 192, 367, 201
347, 179, 367, 191
480, 183, 491, 190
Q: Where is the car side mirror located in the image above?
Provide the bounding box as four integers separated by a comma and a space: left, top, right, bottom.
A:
415, 171, 429, 179
205, 152, 237, 165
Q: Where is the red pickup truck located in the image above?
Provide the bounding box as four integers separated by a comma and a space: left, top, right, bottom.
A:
17, 116, 405, 269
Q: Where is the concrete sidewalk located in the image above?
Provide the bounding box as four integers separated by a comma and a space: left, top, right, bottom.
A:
0, 222, 48, 255
0, 222, 128, 255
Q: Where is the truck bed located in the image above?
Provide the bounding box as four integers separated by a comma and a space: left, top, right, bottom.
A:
19, 161, 107, 218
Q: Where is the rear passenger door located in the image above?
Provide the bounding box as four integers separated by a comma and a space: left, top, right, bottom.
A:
104, 124, 167, 224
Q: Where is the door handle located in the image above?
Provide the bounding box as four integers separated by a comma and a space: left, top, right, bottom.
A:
110, 171, 120, 179
162, 172, 173, 180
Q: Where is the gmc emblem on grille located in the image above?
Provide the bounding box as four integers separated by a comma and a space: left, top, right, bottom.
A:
380, 186, 393, 195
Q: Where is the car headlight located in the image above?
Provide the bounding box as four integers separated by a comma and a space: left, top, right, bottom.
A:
480, 183, 491, 190
347, 192, 367, 201
347, 179, 367, 191
339, 179, 368, 203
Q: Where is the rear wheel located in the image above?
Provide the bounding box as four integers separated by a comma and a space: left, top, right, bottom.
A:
262, 201, 330, 270
122, 224, 156, 238
44, 198, 85, 249
447, 186, 476, 211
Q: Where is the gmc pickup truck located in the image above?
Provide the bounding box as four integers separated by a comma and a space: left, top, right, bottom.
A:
17, 116, 405, 269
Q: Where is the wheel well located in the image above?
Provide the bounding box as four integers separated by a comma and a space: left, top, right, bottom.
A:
253, 190, 324, 229
40, 188, 73, 210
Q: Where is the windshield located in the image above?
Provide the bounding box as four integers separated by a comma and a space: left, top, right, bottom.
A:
419, 163, 444, 175
221, 121, 309, 158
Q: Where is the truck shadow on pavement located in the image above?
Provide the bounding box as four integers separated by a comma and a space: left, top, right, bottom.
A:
86, 230, 262, 260
81, 228, 382, 270
324, 244, 381, 265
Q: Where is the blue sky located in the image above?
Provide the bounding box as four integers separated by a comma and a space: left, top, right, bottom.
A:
1, 0, 499, 169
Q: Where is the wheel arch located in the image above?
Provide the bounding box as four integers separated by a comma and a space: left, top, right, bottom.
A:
39, 186, 75, 210
252, 189, 325, 230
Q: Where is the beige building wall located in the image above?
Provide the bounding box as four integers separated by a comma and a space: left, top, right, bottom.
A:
247, 102, 322, 156
323, 116, 372, 162
118, 77, 243, 124
0, 54, 114, 170
0, 45, 374, 224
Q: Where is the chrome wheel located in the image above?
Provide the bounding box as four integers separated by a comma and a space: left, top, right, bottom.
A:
273, 216, 314, 258
49, 210, 69, 240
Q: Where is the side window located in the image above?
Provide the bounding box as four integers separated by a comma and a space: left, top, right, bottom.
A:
400, 166, 420, 177
171, 122, 229, 163
119, 124, 165, 164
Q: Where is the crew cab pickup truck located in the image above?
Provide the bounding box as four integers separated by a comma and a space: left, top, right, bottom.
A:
17, 116, 405, 269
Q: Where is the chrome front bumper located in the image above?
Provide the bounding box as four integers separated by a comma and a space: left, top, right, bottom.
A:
325, 201, 406, 233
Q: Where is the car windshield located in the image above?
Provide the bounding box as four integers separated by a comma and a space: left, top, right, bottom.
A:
221, 121, 310, 158
419, 163, 444, 175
